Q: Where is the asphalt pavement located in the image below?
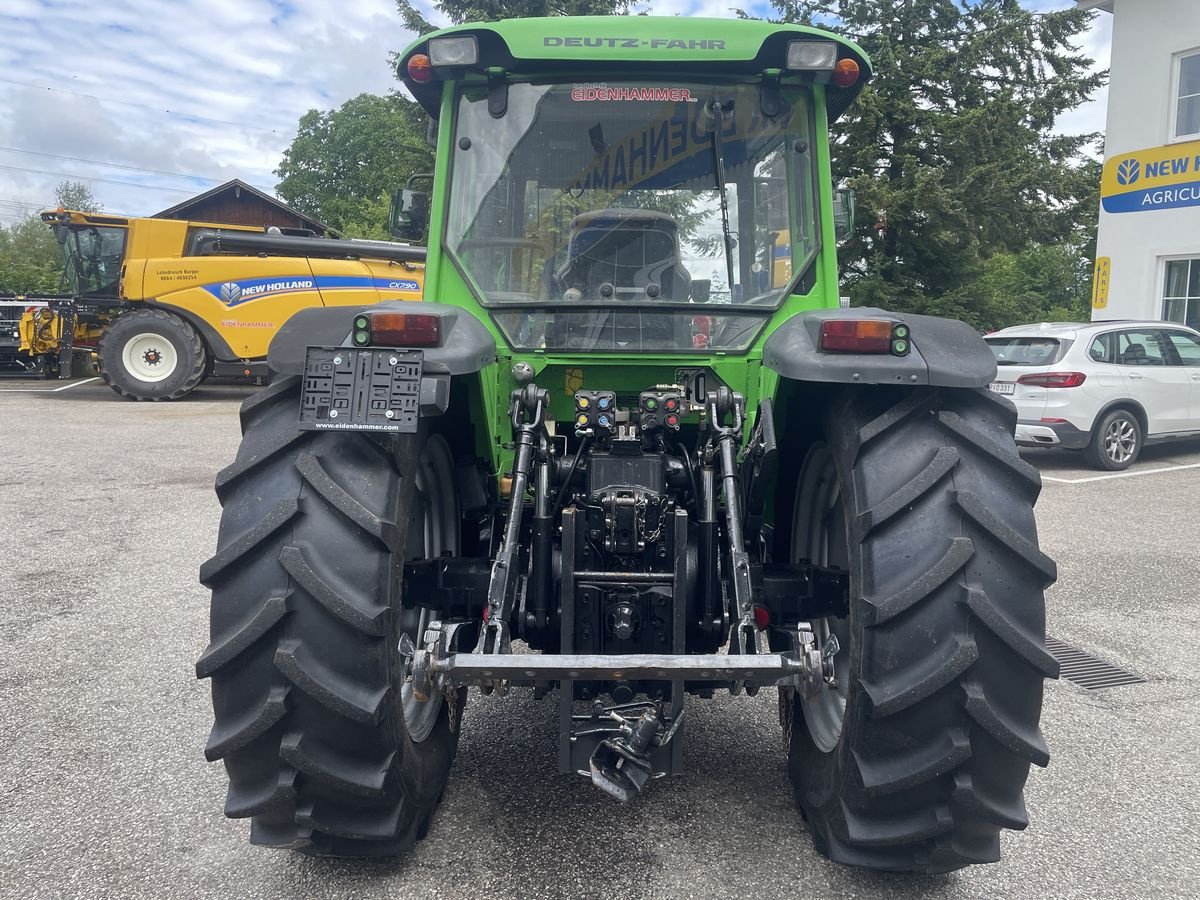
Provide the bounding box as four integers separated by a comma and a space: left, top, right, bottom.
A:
1, 377, 1197, 899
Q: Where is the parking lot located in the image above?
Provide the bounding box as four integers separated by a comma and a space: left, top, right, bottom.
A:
1, 378, 1198, 900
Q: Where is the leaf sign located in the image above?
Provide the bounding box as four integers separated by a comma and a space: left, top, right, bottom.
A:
219, 282, 243, 305
1116, 159, 1140, 187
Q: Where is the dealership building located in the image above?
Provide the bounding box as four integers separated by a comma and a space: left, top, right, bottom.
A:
1080, 0, 1200, 327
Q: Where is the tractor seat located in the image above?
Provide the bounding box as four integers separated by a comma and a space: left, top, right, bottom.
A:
554, 209, 692, 301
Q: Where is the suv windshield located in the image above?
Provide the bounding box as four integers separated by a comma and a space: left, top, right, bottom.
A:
985, 336, 1067, 366
447, 80, 818, 351
62, 225, 126, 297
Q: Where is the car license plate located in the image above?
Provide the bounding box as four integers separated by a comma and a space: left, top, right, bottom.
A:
988, 381, 1015, 395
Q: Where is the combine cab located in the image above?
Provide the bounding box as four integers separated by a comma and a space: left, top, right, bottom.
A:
198, 16, 1057, 873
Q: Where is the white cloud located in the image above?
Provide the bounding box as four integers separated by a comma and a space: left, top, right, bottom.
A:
0, 0, 1111, 224
0, 0, 417, 220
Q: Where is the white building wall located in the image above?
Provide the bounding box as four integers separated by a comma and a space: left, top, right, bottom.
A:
1092, 0, 1200, 323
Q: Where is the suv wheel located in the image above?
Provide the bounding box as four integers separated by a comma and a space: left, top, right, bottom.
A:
1086, 408, 1141, 470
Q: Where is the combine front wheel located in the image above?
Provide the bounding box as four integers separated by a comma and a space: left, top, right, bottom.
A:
98, 308, 206, 400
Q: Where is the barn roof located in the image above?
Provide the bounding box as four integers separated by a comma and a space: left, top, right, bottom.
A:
152, 178, 332, 234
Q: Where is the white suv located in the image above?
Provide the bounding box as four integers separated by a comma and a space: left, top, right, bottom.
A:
984, 321, 1200, 470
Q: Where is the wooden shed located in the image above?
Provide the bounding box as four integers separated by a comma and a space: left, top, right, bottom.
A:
153, 179, 332, 236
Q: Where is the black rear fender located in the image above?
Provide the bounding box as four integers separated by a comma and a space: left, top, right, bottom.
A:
763, 307, 995, 389
267, 302, 497, 378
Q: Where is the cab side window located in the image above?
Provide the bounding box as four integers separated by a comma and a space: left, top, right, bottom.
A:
1115, 330, 1168, 366
1164, 330, 1200, 365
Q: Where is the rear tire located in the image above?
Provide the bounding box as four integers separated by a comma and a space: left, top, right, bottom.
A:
98, 308, 206, 400
1084, 407, 1141, 471
198, 376, 464, 856
778, 386, 1058, 873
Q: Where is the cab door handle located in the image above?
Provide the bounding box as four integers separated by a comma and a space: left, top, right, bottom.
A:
1127, 372, 1143, 379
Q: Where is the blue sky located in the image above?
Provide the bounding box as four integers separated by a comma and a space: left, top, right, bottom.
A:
0, 1, 1110, 224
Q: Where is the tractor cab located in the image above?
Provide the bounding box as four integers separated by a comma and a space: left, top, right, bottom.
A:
397, 17, 868, 361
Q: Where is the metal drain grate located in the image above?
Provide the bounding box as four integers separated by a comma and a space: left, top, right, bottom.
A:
1045, 637, 1145, 690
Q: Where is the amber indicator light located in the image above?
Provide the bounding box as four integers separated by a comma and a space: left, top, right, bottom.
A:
407, 53, 434, 83
833, 58, 860, 88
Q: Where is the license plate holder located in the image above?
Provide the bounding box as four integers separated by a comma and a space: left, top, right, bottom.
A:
988, 381, 1015, 395
298, 347, 422, 434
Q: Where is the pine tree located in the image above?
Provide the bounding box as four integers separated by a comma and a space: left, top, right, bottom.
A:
769, 0, 1105, 325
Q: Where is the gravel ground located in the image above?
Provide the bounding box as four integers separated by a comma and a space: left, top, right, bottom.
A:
1, 379, 1198, 899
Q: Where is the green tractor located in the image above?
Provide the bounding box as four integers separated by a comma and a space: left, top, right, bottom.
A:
198, 16, 1058, 872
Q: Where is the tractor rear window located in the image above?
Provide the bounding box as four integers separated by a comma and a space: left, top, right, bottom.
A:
446, 79, 819, 351
985, 337, 1067, 366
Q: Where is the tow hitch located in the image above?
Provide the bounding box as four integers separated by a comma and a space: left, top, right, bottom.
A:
583, 702, 685, 801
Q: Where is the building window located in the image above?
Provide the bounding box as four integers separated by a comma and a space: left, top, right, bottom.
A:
1163, 258, 1200, 328
1175, 50, 1200, 140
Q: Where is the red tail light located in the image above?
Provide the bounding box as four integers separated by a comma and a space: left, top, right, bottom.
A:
752, 605, 771, 630
819, 319, 910, 355
1017, 372, 1086, 388
363, 312, 441, 347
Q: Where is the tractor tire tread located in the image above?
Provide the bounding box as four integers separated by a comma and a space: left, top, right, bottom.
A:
278, 545, 389, 636
295, 450, 402, 551
853, 727, 972, 798
280, 732, 395, 797
863, 537, 974, 627
859, 635, 978, 717
198, 498, 301, 586
200, 378, 461, 856
273, 637, 391, 725
853, 445, 958, 541
204, 685, 290, 762
785, 387, 1055, 874
195, 591, 292, 678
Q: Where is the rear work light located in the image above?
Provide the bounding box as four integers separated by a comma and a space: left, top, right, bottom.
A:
819, 319, 911, 355
1017, 372, 1086, 388
786, 41, 838, 71
429, 35, 478, 67
353, 312, 441, 348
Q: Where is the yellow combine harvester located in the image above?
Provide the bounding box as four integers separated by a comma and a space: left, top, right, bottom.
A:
19, 209, 424, 400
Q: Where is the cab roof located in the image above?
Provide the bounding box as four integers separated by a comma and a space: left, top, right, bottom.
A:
398, 16, 871, 122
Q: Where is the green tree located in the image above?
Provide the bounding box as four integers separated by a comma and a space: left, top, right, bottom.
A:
275, 2, 634, 237
54, 180, 102, 212
274, 92, 435, 237
768, 0, 1105, 328
0, 215, 62, 294
937, 243, 1093, 331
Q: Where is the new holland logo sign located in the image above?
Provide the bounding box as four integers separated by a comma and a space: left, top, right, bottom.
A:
219, 282, 243, 305
204, 275, 421, 307
1101, 139, 1200, 213
207, 277, 316, 307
